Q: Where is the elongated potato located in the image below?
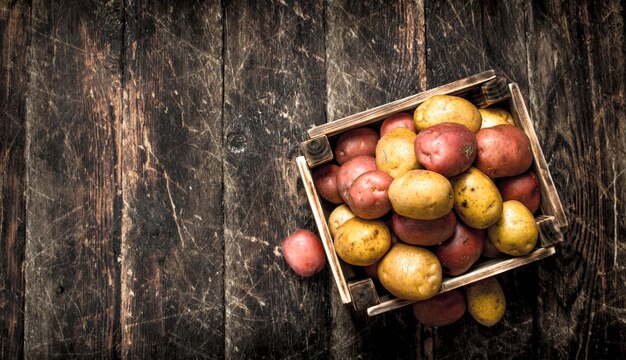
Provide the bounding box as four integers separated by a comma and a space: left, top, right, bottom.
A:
452, 167, 502, 229
334, 218, 391, 266
414, 95, 482, 133
479, 108, 515, 129
388, 170, 454, 220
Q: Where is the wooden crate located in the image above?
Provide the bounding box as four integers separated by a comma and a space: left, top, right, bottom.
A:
296, 70, 567, 316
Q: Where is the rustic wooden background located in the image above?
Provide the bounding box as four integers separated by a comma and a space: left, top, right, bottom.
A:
1, 0, 624, 358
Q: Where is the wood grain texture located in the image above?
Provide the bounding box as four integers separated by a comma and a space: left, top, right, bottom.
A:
0, 1, 29, 358
325, 0, 424, 358
24, 0, 123, 357
528, 1, 626, 358
222, 1, 330, 358
121, 0, 224, 358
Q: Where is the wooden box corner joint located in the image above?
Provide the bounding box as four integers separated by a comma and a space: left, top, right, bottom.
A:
348, 278, 380, 311
301, 135, 333, 167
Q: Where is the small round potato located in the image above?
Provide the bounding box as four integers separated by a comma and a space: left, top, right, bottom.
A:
497, 170, 541, 213
334, 218, 391, 266
479, 108, 515, 129
334, 128, 380, 165
348, 170, 393, 219
336, 155, 377, 205
488, 200, 538, 256
313, 164, 343, 204
466, 277, 506, 326
281, 229, 326, 277
452, 167, 503, 229
391, 211, 456, 246
412, 289, 466, 327
380, 112, 416, 137
328, 204, 356, 238
414, 122, 478, 177
388, 170, 454, 220
378, 243, 442, 301
414, 95, 482, 133
475, 124, 533, 178
376, 128, 419, 179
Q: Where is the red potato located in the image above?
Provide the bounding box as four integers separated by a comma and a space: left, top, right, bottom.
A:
475, 124, 533, 178
436, 221, 485, 276
348, 170, 393, 219
281, 229, 326, 277
391, 211, 456, 246
497, 170, 541, 213
336, 156, 377, 205
412, 289, 466, 327
380, 112, 416, 137
313, 164, 343, 204
334, 128, 380, 165
414, 122, 477, 177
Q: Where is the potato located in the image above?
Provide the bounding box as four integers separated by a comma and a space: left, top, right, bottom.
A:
436, 221, 485, 276
376, 128, 419, 179
281, 229, 326, 277
348, 170, 393, 219
475, 124, 533, 178
452, 167, 503, 229
412, 289, 466, 327
414, 122, 478, 177
336, 155, 377, 205
466, 277, 506, 326
378, 243, 442, 301
388, 170, 454, 220
313, 164, 343, 204
414, 95, 482, 133
334, 128, 380, 165
497, 170, 541, 213
328, 204, 355, 238
380, 112, 416, 137
487, 200, 538, 256
363, 231, 400, 280
479, 108, 515, 129
391, 211, 456, 246
334, 218, 391, 266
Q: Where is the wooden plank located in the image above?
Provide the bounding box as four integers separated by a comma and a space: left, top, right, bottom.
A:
527, 1, 626, 358
222, 1, 330, 358
24, 0, 123, 357
120, 0, 224, 357
325, 0, 425, 358
0, 1, 29, 358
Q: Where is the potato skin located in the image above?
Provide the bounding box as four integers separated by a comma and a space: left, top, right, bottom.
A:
334, 128, 380, 165
328, 204, 355, 238
380, 112, 416, 137
412, 289, 466, 327
414, 95, 482, 133
348, 170, 393, 219
452, 167, 503, 229
482, 236, 506, 258
414, 122, 478, 177
313, 164, 343, 204
488, 200, 538, 256
497, 170, 541, 213
479, 108, 515, 129
389, 170, 454, 220
281, 229, 326, 277
436, 221, 485, 276
378, 243, 442, 301
376, 128, 419, 179
466, 277, 506, 326
391, 211, 456, 246
475, 124, 533, 178
336, 156, 377, 205
334, 218, 391, 266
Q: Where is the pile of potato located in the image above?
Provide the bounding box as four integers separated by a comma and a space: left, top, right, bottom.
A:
313, 95, 541, 326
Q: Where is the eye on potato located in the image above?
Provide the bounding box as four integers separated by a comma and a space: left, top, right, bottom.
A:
436, 221, 485, 276
281, 229, 326, 277
466, 277, 506, 326
313, 164, 343, 204
376, 127, 419, 179
377, 243, 442, 301
388, 169, 454, 220
479, 108, 515, 129
497, 170, 541, 213
475, 124, 533, 178
348, 170, 393, 219
334, 217, 391, 266
452, 167, 503, 229
414, 122, 478, 177
414, 95, 482, 133
336, 155, 377, 205
412, 289, 466, 327
391, 211, 456, 246
487, 200, 538, 256
334, 128, 380, 165
380, 112, 416, 137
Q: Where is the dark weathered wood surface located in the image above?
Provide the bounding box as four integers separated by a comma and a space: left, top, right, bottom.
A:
0, 0, 624, 358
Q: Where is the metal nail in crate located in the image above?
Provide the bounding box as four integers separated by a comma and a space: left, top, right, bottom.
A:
296, 70, 568, 316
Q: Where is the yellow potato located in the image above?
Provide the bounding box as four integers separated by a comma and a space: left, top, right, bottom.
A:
487, 200, 538, 256
479, 108, 515, 129
377, 243, 442, 301
334, 218, 391, 266
414, 95, 482, 133
452, 167, 502, 229
375, 128, 420, 178
388, 170, 454, 220
466, 277, 506, 326
328, 204, 355, 238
